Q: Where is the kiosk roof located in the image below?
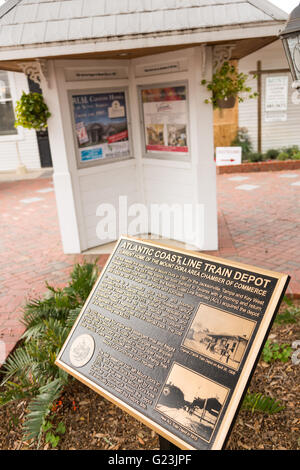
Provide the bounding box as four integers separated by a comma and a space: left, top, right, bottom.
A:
0, 1, 288, 67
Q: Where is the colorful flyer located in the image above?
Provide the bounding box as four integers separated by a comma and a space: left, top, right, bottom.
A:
141, 86, 188, 154
71, 90, 130, 164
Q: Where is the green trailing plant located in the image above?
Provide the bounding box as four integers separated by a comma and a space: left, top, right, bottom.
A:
262, 340, 292, 363
262, 146, 300, 162
242, 392, 285, 415
201, 61, 258, 109
14, 91, 51, 131
0, 260, 99, 447
42, 418, 66, 448
275, 297, 300, 325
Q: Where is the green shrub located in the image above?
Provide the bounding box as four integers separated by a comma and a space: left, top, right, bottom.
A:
277, 146, 299, 160
277, 151, 290, 161
256, 146, 300, 162
248, 152, 263, 162
284, 146, 299, 158
265, 149, 279, 160
0, 260, 99, 446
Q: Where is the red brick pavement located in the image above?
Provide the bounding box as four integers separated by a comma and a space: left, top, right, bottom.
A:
0, 177, 108, 362
207, 170, 300, 297
0, 169, 299, 363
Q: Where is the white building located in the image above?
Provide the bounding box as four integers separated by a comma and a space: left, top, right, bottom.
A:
0, 0, 288, 253
239, 39, 300, 153
0, 70, 44, 172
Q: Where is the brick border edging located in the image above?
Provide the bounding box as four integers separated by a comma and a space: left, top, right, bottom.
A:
286, 293, 300, 299
217, 160, 300, 174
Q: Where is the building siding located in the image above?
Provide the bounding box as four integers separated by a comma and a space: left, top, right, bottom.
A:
239, 40, 300, 153
0, 71, 41, 172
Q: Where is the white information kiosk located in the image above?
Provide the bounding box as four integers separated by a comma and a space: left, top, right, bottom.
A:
44, 48, 218, 253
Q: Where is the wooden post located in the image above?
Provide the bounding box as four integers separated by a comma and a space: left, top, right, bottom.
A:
213, 60, 239, 148
257, 60, 262, 154
251, 63, 290, 154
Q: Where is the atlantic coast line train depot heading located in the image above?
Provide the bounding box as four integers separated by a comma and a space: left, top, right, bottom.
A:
56, 236, 289, 450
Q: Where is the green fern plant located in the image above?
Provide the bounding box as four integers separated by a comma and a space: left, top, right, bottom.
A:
23, 379, 65, 444
0, 260, 99, 446
242, 392, 284, 415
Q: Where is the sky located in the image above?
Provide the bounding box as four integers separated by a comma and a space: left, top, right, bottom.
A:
0, 0, 298, 14
269, 0, 299, 13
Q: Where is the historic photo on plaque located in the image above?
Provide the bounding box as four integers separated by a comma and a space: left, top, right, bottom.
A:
156, 363, 229, 443
55, 236, 290, 450
183, 305, 256, 371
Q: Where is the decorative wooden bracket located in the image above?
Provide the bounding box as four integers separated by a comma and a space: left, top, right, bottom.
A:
18, 60, 50, 88
212, 45, 235, 72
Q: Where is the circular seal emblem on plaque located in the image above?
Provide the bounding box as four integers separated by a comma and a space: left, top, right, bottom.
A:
69, 334, 95, 368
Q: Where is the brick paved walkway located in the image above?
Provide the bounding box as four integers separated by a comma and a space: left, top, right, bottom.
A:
0, 169, 299, 363
209, 171, 300, 296
0, 177, 107, 361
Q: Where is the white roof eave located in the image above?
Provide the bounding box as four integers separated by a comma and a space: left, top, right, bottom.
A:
0, 21, 285, 62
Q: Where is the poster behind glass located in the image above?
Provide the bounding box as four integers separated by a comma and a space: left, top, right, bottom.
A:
141, 85, 189, 156
71, 90, 131, 166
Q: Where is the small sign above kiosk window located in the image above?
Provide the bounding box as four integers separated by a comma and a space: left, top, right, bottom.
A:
65, 67, 128, 82
69, 89, 132, 168
140, 84, 190, 160
135, 58, 188, 77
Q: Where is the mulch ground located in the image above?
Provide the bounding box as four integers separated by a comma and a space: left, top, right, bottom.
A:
0, 302, 299, 451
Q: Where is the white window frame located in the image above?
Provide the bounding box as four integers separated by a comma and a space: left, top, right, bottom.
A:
0, 72, 24, 142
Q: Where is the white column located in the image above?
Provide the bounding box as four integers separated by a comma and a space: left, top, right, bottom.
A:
190, 46, 218, 250
41, 61, 81, 253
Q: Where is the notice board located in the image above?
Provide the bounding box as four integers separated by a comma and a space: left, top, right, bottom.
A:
69, 88, 131, 168
140, 84, 189, 156
56, 237, 289, 450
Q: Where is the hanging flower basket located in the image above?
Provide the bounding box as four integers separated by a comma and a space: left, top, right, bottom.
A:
14, 91, 51, 131
201, 61, 258, 110
216, 95, 236, 109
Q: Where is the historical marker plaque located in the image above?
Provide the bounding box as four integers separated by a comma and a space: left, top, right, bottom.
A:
55, 237, 290, 450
